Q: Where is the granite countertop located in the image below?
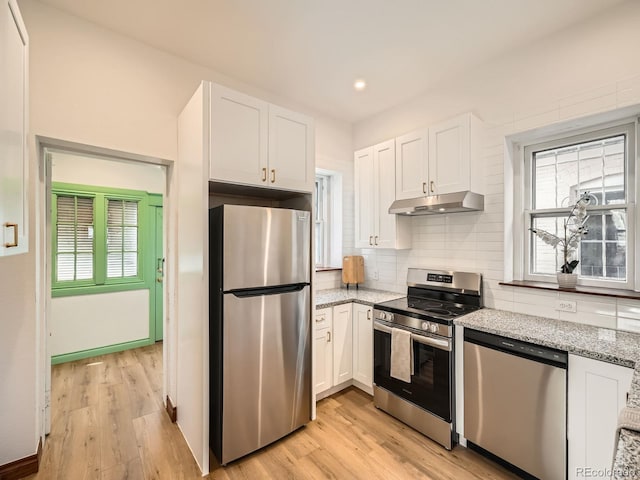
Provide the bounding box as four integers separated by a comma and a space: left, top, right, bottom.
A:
315, 288, 404, 309
454, 308, 640, 478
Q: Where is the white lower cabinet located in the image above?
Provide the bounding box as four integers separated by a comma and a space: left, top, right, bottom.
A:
314, 304, 352, 399
352, 304, 373, 392
315, 302, 374, 400
313, 308, 333, 395
568, 354, 633, 479
332, 303, 353, 385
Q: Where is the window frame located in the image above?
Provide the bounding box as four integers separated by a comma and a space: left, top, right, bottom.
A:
522, 122, 636, 289
315, 173, 330, 268
51, 182, 150, 296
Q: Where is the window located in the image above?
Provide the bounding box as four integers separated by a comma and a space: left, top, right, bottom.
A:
524, 123, 635, 288
55, 195, 95, 282
107, 199, 139, 278
315, 174, 329, 267
52, 183, 149, 292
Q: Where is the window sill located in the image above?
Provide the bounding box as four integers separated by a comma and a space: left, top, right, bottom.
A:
316, 267, 342, 273
499, 280, 640, 300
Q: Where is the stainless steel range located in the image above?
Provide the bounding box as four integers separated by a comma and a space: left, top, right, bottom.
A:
372, 268, 482, 450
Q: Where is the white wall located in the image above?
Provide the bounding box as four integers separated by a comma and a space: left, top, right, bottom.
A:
17, 0, 353, 472
48, 151, 164, 357
50, 290, 149, 355
353, 0, 640, 326
51, 151, 165, 192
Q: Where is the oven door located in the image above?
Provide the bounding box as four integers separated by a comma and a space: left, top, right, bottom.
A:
373, 320, 452, 422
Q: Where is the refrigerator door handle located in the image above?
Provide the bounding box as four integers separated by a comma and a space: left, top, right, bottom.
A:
229, 283, 308, 298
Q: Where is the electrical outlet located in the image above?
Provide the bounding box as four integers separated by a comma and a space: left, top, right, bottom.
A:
556, 299, 577, 313
372, 269, 379, 280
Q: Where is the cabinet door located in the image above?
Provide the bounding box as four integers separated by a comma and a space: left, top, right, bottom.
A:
332, 304, 352, 385
0, 0, 28, 256
268, 105, 314, 192
568, 355, 634, 479
314, 327, 333, 396
354, 147, 375, 248
352, 304, 373, 390
374, 140, 397, 249
209, 83, 268, 185
395, 129, 428, 200
428, 113, 470, 195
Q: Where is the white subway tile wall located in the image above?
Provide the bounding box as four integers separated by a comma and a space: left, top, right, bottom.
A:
315, 270, 343, 290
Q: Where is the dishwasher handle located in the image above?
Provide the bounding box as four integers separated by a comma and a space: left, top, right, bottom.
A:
464, 328, 567, 369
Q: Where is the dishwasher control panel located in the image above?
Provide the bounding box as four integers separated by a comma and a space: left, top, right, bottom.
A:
465, 329, 568, 368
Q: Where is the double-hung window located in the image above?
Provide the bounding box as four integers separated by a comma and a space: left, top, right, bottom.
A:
524, 123, 636, 289
52, 183, 147, 293
315, 174, 329, 267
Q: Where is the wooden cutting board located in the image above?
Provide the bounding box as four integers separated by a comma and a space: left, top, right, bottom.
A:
342, 255, 364, 286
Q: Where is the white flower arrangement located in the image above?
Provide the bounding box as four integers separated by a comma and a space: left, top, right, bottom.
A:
529, 192, 591, 274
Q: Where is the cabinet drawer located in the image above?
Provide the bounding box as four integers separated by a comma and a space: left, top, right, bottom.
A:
315, 307, 332, 331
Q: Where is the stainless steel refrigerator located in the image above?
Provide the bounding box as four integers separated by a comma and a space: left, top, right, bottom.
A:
209, 204, 311, 465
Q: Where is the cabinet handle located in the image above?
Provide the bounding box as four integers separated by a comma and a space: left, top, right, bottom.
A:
316, 315, 325, 323
430, 181, 435, 193
271, 169, 276, 183
327, 331, 331, 342
262, 167, 267, 182
374, 236, 378, 246
367, 310, 371, 320
369, 236, 373, 246
422, 182, 427, 194
4, 223, 18, 248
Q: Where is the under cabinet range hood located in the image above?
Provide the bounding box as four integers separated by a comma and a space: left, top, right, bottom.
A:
388, 191, 484, 216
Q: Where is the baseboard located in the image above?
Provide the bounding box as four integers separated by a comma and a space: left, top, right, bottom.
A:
166, 395, 177, 423
315, 380, 374, 402
51, 338, 154, 365
0, 438, 42, 480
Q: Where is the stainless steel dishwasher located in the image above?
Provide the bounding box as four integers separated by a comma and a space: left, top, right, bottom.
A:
464, 329, 567, 480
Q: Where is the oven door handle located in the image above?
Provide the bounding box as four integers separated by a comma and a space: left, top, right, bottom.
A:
374, 321, 451, 352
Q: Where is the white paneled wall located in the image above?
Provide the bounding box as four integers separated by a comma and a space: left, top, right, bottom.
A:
353, 0, 640, 330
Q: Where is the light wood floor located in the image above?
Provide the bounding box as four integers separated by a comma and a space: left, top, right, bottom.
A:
27, 344, 518, 480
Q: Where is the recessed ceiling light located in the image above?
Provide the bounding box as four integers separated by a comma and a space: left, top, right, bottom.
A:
354, 79, 366, 91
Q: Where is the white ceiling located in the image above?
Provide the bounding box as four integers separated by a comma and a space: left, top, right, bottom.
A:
39, 0, 627, 122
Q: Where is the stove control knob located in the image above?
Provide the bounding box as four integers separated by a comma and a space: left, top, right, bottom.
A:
421, 322, 429, 331
387, 313, 394, 321
380, 312, 387, 320
429, 324, 439, 333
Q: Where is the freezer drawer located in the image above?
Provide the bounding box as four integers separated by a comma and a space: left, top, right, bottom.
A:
220, 285, 311, 464
218, 204, 310, 291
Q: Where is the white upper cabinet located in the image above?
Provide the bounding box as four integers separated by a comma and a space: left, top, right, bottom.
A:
354, 141, 410, 250
374, 140, 401, 249
354, 147, 375, 248
210, 84, 268, 186
428, 112, 482, 195
209, 83, 314, 192
0, 0, 29, 256
395, 129, 428, 200
268, 105, 314, 192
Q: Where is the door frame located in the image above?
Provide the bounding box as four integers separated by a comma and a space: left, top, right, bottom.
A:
35, 136, 176, 436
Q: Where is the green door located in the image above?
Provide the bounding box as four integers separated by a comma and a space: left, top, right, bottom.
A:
153, 206, 164, 341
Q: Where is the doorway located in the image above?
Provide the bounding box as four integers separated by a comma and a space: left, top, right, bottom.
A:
36, 138, 175, 438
